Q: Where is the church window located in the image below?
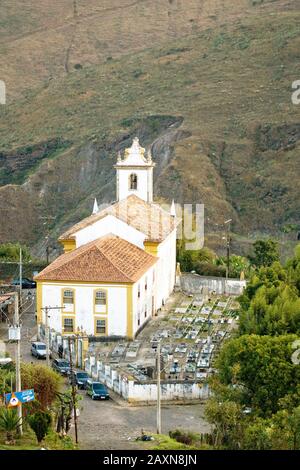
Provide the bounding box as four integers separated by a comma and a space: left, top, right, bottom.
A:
96, 319, 106, 334
95, 290, 107, 305
145, 277, 148, 291
63, 318, 74, 333
63, 289, 74, 305
129, 173, 138, 190
138, 284, 141, 298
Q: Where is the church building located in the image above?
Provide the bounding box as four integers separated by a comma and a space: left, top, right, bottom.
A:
35, 138, 178, 339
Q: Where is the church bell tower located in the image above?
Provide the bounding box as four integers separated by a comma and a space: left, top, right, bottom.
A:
114, 137, 155, 203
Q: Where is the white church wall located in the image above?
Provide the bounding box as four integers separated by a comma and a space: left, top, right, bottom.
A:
41, 282, 128, 337
74, 214, 146, 250
132, 265, 156, 336
156, 230, 177, 309
117, 168, 151, 202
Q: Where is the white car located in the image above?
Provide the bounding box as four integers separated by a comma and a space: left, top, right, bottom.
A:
31, 341, 50, 359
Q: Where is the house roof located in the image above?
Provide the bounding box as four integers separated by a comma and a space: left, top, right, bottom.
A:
59, 194, 178, 243
34, 235, 157, 283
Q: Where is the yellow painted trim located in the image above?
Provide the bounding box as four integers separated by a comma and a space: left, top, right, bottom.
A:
62, 315, 76, 335
36, 282, 42, 324
93, 288, 108, 315
60, 239, 76, 253
61, 287, 75, 314
94, 316, 108, 336
144, 241, 159, 257
126, 285, 134, 340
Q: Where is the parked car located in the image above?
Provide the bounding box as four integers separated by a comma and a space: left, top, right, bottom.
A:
31, 342, 48, 359
70, 371, 89, 389
12, 278, 36, 289
86, 379, 109, 400
52, 358, 71, 376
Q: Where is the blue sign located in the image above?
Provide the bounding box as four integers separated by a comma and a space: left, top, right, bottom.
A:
5, 389, 35, 406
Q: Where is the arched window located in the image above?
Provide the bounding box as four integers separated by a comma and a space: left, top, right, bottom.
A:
129, 173, 138, 190
95, 290, 107, 306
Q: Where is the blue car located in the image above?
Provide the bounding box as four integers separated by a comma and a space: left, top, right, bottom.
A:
86, 380, 109, 400
70, 371, 89, 389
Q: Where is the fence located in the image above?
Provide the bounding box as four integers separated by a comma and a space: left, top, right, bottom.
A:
85, 357, 210, 403
180, 273, 246, 296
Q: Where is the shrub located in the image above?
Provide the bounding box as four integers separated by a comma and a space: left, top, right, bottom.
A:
169, 429, 198, 446
21, 363, 62, 410
28, 411, 52, 444
0, 407, 22, 444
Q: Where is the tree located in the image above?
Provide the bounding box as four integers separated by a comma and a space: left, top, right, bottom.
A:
249, 239, 280, 268
28, 411, 52, 444
217, 335, 300, 416
21, 363, 62, 410
243, 418, 272, 450
176, 242, 216, 273
0, 407, 22, 445
0, 243, 31, 262
270, 407, 300, 450
216, 254, 251, 278
204, 399, 244, 449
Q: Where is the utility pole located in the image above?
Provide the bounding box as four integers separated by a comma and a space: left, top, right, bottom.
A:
225, 219, 232, 280
14, 292, 22, 436
68, 336, 78, 444
41, 306, 64, 365
45, 306, 50, 367
19, 248, 22, 311
40, 215, 56, 264
156, 341, 161, 435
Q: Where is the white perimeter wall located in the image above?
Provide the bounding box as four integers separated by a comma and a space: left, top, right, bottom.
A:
40, 282, 128, 336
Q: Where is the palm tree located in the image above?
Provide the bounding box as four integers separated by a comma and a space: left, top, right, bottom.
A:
0, 407, 21, 444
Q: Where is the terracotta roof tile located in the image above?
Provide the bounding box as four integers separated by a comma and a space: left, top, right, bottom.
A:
34, 235, 157, 283
59, 195, 177, 243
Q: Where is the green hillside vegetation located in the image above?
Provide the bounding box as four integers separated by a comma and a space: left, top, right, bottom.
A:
203, 244, 300, 449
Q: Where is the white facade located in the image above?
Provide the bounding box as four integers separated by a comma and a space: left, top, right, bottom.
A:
132, 267, 156, 334
39, 263, 157, 338
40, 282, 128, 337
116, 166, 154, 203
155, 230, 177, 308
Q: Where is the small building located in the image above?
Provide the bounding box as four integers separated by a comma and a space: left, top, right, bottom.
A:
35, 138, 179, 340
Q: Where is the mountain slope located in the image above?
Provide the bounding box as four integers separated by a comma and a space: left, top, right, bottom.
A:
0, 0, 299, 257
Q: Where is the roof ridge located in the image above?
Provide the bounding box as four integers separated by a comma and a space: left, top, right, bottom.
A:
94, 237, 134, 282
95, 235, 156, 283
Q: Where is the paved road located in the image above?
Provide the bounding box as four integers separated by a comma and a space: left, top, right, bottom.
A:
74, 390, 210, 450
